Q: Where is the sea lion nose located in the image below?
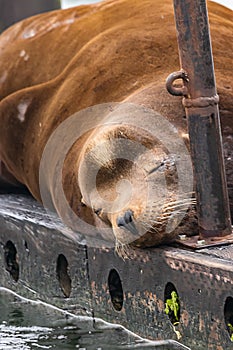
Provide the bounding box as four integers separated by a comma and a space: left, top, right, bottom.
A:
116, 210, 138, 235
117, 210, 133, 227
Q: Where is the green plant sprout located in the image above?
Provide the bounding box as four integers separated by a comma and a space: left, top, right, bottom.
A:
165, 290, 180, 323
228, 323, 233, 341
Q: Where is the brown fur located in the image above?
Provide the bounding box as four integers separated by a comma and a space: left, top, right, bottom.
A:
0, 0, 232, 249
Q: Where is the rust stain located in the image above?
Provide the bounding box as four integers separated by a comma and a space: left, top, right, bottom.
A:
216, 346, 224, 350
157, 298, 164, 313
208, 320, 221, 344
198, 313, 205, 333
181, 309, 189, 328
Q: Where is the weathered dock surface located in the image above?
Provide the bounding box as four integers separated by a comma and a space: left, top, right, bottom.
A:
0, 193, 233, 350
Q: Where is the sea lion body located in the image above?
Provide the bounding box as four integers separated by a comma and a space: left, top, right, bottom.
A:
0, 0, 232, 250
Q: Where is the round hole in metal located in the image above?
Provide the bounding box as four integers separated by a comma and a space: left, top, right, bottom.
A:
164, 282, 180, 325
108, 269, 124, 311
56, 254, 72, 298
4, 240, 19, 282
224, 296, 233, 342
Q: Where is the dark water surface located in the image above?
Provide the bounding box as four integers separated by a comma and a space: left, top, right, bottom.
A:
0, 288, 189, 350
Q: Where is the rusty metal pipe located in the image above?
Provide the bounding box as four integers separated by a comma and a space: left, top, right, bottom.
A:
167, 0, 232, 238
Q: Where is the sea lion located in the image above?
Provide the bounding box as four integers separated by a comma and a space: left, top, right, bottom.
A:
0, 0, 232, 253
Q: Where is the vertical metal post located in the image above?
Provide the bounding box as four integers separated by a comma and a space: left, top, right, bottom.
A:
166, 0, 232, 239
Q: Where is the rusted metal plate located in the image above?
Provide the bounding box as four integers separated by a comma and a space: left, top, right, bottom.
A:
87, 245, 233, 349
0, 194, 233, 349
176, 233, 233, 250
0, 194, 92, 317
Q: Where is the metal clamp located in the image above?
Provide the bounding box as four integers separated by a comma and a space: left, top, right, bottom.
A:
182, 94, 219, 108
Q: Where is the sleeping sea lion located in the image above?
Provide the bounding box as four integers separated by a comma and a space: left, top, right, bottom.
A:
0, 0, 232, 254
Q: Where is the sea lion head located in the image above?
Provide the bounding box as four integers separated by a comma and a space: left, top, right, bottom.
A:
76, 103, 196, 255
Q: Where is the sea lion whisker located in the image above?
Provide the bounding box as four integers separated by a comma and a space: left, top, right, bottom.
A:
137, 220, 160, 233
162, 198, 196, 207
141, 213, 168, 224
147, 208, 188, 222
141, 222, 160, 234
155, 211, 174, 218
140, 222, 155, 230
137, 220, 152, 228
140, 215, 163, 223
147, 199, 196, 212
161, 207, 189, 216
161, 201, 196, 211
146, 217, 169, 224
115, 239, 131, 260
144, 202, 195, 215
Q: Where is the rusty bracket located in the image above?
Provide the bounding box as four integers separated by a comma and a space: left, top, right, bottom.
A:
166, 0, 233, 249
176, 232, 233, 250
182, 94, 219, 109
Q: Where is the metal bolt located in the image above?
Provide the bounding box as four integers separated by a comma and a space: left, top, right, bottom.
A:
178, 235, 187, 241
197, 239, 206, 246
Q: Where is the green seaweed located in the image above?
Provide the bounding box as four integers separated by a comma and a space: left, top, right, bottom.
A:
228, 323, 233, 341
165, 291, 179, 323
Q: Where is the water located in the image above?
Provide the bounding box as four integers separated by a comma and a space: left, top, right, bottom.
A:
0, 288, 190, 350
0, 288, 145, 349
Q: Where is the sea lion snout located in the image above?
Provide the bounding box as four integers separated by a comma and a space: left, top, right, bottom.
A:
116, 210, 138, 236
75, 112, 195, 254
